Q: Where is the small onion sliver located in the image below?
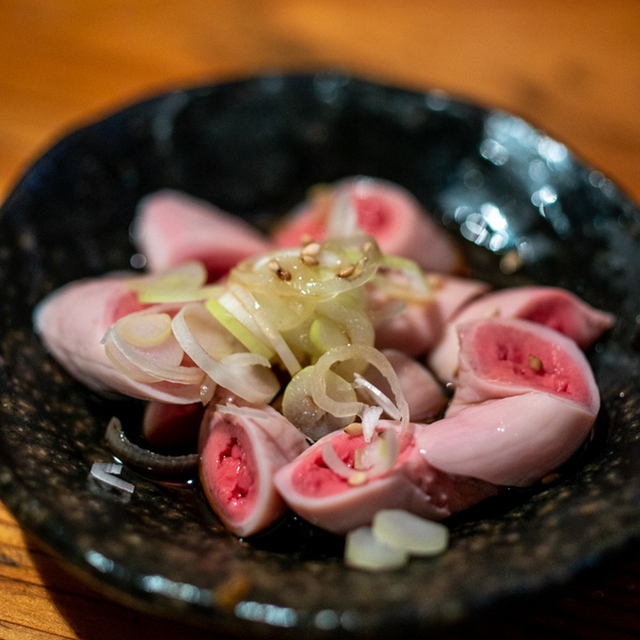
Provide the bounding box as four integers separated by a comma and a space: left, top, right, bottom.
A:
322, 441, 358, 480
325, 185, 359, 239
360, 405, 383, 443
229, 284, 302, 376
221, 351, 271, 368
352, 373, 402, 420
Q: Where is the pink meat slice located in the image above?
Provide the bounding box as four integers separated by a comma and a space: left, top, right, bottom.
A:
274, 421, 500, 534
132, 189, 273, 279
33, 275, 204, 403
369, 274, 490, 357
200, 405, 309, 537
272, 176, 463, 273
418, 392, 597, 487
362, 349, 448, 421
428, 286, 614, 384
447, 318, 600, 416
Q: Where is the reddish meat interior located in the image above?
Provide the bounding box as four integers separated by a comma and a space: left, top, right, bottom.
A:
290, 434, 363, 498
201, 421, 257, 522
469, 323, 591, 405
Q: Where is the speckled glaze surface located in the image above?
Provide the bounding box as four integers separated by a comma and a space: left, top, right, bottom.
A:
1, 73, 640, 639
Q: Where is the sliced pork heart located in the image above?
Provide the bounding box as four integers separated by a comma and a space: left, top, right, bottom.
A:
418, 392, 597, 487
274, 422, 500, 535
429, 286, 613, 383
33, 275, 205, 403
199, 405, 309, 537
133, 189, 273, 280
369, 275, 490, 357
272, 176, 463, 273
143, 401, 204, 450
447, 318, 600, 417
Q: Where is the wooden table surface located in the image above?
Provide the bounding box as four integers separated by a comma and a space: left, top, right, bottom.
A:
1, 2, 640, 639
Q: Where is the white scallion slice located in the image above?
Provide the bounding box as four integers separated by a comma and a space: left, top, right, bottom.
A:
344, 526, 409, 571
372, 510, 449, 556
360, 427, 399, 478
128, 262, 209, 302
90, 462, 135, 494
230, 283, 302, 376
117, 312, 172, 347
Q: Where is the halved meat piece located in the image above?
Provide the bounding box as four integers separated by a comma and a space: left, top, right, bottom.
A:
447, 318, 601, 416
200, 405, 309, 537
418, 392, 596, 487
133, 189, 273, 280
143, 401, 204, 450
274, 422, 500, 534
33, 275, 205, 403
272, 177, 463, 273
429, 286, 614, 383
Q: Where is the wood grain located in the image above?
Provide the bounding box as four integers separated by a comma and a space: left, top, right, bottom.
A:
1, 1, 639, 638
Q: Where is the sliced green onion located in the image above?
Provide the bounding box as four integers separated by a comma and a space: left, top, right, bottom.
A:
205, 296, 275, 360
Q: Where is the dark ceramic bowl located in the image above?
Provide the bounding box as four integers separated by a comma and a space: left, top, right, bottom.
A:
1, 73, 640, 639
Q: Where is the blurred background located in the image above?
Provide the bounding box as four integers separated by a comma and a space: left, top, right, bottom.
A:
1, 1, 639, 202
1, 1, 640, 639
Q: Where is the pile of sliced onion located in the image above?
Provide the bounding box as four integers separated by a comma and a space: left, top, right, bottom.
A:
172, 303, 280, 404
309, 344, 410, 440
344, 509, 449, 571
229, 235, 383, 301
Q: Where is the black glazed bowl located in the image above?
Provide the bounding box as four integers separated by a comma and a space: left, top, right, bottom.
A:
1, 73, 640, 639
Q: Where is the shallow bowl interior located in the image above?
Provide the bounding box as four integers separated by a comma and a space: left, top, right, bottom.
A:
1, 73, 640, 639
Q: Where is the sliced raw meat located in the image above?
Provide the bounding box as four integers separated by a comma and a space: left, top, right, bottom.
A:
199, 404, 309, 537
133, 190, 273, 280
447, 318, 600, 416
369, 275, 490, 357
429, 286, 614, 383
362, 349, 448, 421
272, 177, 463, 273
33, 275, 205, 403
143, 401, 204, 450
418, 392, 597, 487
274, 422, 500, 534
